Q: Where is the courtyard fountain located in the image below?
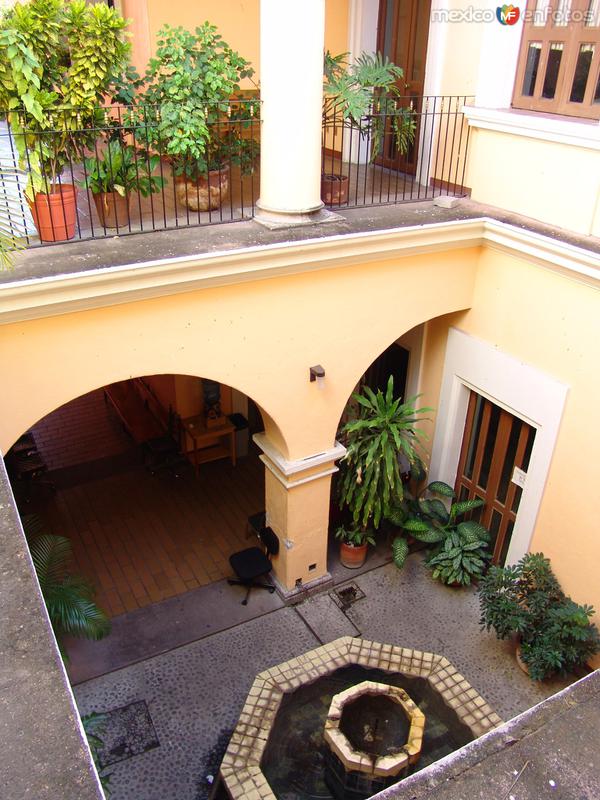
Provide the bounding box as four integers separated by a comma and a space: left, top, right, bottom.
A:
219, 637, 503, 800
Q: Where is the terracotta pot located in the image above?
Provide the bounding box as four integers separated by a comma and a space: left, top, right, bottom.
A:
515, 643, 530, 675
175, 165, 230, 211
321, 173, 349, 206
339, 541, 368, 569
28, 184, 77, 242
93, 191, 130, 229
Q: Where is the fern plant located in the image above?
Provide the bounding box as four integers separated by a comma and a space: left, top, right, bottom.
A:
339, 376, 431, 534
24, 514, 110, 657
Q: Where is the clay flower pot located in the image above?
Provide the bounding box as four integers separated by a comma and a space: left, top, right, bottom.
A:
175, 165, 230, 211
29, 184, 77, 242
321, 173, 349, 206
93, 191, 130, 229
340, 541, 368, 569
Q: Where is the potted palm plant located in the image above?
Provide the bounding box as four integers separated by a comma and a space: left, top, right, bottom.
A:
337, 375, 431, 567
322, 51, 417, 205
137, 23, 258, 212
82, 139, 164, 229
0, 0, 130, 241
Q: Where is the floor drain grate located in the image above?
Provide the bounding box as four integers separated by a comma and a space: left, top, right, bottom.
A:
96, 700, 160, 769
331, 582, 365, 611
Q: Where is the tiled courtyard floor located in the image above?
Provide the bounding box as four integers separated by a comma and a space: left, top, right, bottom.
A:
74, 554, 573, 800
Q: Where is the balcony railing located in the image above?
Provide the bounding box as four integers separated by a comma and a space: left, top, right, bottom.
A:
321, 95, 474, 209
0, 95, 474, 250
0, 101, 260, 247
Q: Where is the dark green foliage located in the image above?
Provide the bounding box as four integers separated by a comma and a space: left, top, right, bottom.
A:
339, 376, 431, 531
479, 552, 600, 680
334, 525, 376, 547
82, 711, 112, 795
385, 479, 490, 582
82, 139, 164, 197
23, 515, 110, 656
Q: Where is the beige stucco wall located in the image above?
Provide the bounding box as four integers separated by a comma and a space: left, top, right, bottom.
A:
123, 0, 348, 80
417, 248, 600, 663
465, 127, 600, 235
0, 247, 478, 458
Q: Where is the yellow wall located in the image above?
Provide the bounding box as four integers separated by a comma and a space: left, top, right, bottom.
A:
0, 247, 478, 460
417, 249, 600, 663
127, 0, 349, 80
466, 128, 600, 235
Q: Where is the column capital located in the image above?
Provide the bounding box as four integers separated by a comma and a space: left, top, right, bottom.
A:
253, 432, 346, 488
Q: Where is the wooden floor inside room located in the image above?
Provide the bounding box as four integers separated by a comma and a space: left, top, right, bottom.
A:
43, 454, 264, 618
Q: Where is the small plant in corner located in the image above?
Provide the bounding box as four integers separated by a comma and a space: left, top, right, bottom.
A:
478, 552, 600, 680
82, 711, 112, 796
335, 525, 376, 570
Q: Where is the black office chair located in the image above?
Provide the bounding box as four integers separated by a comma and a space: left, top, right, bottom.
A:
228, 526, 279, 605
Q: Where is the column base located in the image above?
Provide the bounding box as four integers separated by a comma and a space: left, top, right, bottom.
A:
271, 570, 334, 605
254, 201, 345, 230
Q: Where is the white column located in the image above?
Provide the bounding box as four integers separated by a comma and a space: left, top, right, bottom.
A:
257, 0, 330, 226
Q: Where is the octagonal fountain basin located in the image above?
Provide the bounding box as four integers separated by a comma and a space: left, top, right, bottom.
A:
220, 637, 503, 800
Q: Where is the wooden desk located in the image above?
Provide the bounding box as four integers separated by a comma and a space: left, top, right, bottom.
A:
182, 415, 237, 474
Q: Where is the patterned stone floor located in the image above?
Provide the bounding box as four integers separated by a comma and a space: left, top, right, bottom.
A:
74, 555, 573, 800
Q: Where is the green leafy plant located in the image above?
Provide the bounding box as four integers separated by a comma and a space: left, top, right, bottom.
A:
137, 23, 258, 179
23, 514, 110, 657
479, 552, 600, 680
334, 525, 376, 548
339, 375, 431, 533
0, 0, 130, 197
0, 229, 22, 269
81, 139, 164, 197
82, 711, 112, 796
323, 50, 416, 163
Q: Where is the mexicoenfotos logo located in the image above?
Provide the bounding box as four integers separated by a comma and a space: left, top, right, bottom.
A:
496, 5, 520, 25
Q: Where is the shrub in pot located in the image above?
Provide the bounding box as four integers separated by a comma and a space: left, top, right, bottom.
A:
137, 23, 258, 211
338, 375, 431, 566
322, 51, 417, 205
478, 552, 600, 680
0, 0, 130, 240
335, 525, 376, 569
82, 139, 164, 228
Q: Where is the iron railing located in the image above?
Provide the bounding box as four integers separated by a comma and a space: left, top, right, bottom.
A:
321, 95, 474, 209
0, 101, 260, 247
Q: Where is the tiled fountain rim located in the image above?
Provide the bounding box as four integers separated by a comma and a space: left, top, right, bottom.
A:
220, 636, 504, 800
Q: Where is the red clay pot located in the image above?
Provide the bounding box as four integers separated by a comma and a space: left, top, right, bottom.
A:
93, 191, 130, 229
339, 541, 368, 569
29, 184, 77, 242
321, 173, 349, 206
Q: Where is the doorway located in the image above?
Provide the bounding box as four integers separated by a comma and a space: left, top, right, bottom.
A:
454, 392, 537, 566
377, 0, 432, 173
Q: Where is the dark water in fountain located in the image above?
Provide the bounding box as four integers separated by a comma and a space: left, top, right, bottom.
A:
340, 694, 410, 757
261, 664, 473, 800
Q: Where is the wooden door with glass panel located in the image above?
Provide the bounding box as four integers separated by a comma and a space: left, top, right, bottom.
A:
377, 0, 432, 172
454, 392, 537, 566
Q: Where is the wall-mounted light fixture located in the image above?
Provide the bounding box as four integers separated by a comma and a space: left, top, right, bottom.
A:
309, 364, 326, 390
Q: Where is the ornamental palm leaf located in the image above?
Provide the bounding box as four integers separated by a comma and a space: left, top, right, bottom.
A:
339, 376, 431, 529
24, 516, 110, 652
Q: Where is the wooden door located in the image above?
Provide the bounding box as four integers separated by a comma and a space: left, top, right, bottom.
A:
377, 0, 432, 173
454, 392, 537, 565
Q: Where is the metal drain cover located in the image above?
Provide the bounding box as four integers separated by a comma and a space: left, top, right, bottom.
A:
330, 582, 365, 610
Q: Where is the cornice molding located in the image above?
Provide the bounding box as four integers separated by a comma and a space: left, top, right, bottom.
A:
464, 106, 600, 150
0, 217, 598, 324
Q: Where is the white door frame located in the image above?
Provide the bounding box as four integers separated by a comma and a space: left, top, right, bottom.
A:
429, 328, 568, 565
